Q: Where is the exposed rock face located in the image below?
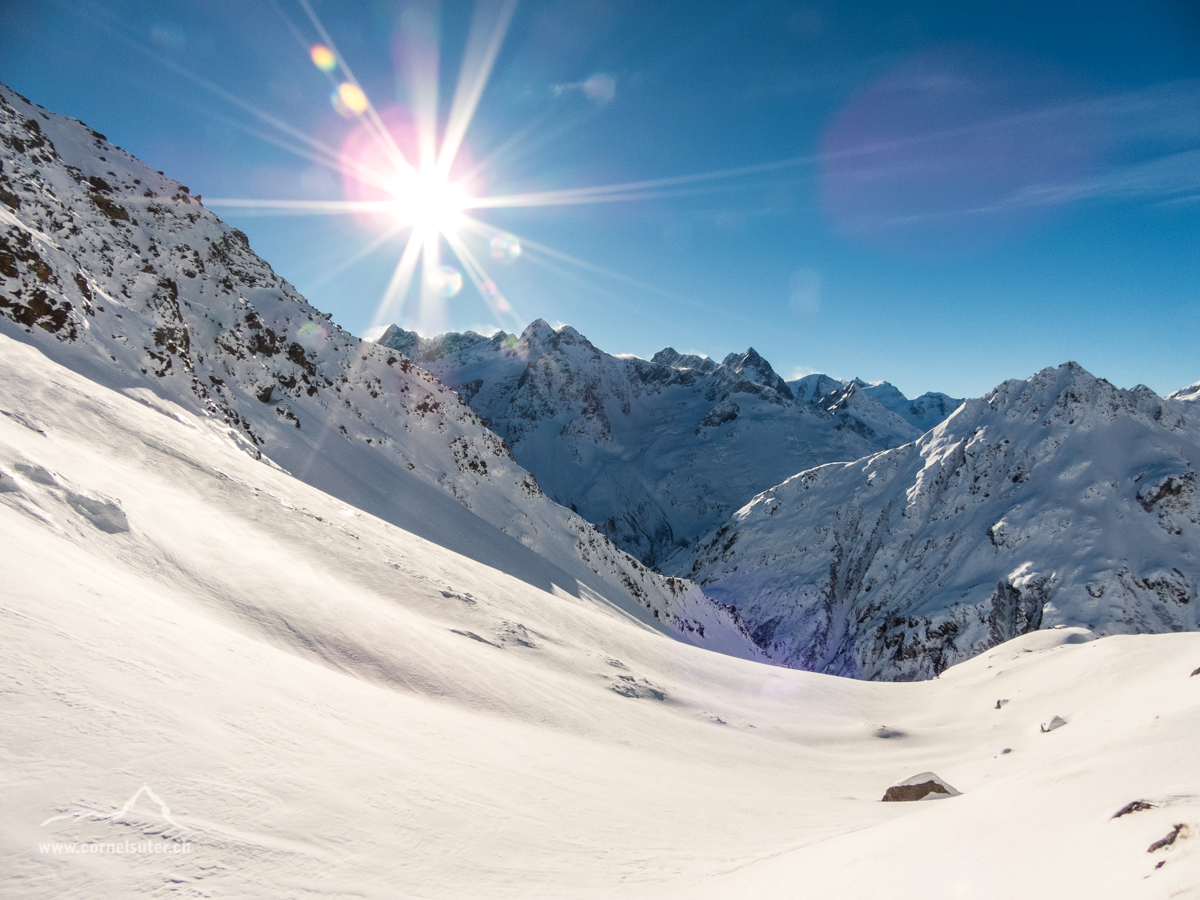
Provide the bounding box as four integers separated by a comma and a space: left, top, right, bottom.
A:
378, 323, 959, 567
0, 82, 768, 661
681, 362, 1200, 680
882, 772, 961, 802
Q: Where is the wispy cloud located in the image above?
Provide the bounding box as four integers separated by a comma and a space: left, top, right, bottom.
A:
825, 77, 1200, 239
862, 148, 1200, 229
553, 73, 616, 106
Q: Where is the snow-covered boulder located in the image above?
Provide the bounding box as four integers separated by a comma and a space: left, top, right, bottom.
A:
881, 772, 961, 802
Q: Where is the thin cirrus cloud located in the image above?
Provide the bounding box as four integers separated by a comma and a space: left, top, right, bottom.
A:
841, 147, 1200, 231
819, 47, 1200, 256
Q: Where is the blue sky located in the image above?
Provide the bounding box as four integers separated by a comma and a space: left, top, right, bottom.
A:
2, 0, 1198, 399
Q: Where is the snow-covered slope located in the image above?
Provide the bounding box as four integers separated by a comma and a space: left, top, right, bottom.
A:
3, 330, 1199, 898
680, 362, 1200, 680
0, 83, 759, 656
379, 322, 957, 566
1169, 381, 1200, 403
858, 378, 964, 431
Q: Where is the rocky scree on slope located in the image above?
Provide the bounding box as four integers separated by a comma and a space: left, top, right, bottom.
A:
680, 361, 1200, 680
379, 322, 959, 568
0, 82, 766, 658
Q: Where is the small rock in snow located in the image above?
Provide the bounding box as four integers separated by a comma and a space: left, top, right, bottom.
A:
1112, 800, 1156, 819
1040, 715, 1067, 733
881, 772, 960, 802
1147, 824, 1186, 853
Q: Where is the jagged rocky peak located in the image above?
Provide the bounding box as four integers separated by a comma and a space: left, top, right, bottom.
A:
509, 318, 595, 358
720, 347, 792, 393
651, 347, 719, 374
368, 316, 960, 569
377, 324, 417, 355
981, 360, 1167, 423
378, 324, 503, 364
790, 373, 845, 404
520, 317, 556, 343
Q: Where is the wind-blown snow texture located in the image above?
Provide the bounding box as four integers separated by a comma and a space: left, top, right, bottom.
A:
0, 83, 762, 659
379, 322, 960, 566
681, 362, 1200, 680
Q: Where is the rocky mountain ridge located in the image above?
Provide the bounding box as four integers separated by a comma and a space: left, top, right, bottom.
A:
379, 320, 961, 566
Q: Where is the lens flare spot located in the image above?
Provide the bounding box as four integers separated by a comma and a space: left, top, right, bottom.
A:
490, 233, 521, 263
494, 295, 512, 313
310, 44, 336, 72
429, 265, 463, 298
331, 82, 369, 118
296, 321, 328, 351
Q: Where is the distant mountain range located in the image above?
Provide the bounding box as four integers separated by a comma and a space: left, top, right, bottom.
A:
380, 322, 1199, 678
379, 322, 962, 566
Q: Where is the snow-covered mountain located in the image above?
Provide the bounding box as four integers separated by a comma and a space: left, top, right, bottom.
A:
679, 362, 1200, 680
1168, 381, 1200, 403
857, 378, 963, 431
378, 321, 960, 566
0, 82, 764, 658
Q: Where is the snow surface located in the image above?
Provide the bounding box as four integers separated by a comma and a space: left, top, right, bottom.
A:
0, 336, 1197, 896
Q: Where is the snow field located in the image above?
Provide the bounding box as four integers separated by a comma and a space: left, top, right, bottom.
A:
2, 335, 1198, 898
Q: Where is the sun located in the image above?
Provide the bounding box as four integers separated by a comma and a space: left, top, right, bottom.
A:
388, 168, 469, 232
205, 0, 749, 333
